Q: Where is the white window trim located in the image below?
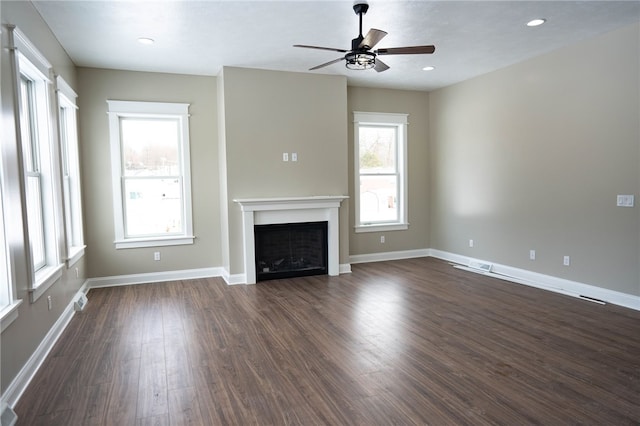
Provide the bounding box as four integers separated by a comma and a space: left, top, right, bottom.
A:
107, 100, 194, 249
10, 25, 65, 302
353, 111, 409, 233
56, 75, 86, 267
0, 300, 23, 333
0, 160, 21, 330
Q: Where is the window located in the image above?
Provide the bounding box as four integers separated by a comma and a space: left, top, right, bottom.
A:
11, 26, 64, 301
57, 76, 85, 266
0, 159, 21, 331
107, 101, 194, 249
354, 112, 408, 232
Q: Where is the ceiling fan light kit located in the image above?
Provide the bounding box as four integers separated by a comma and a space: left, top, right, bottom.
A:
345, 52, 376, 70
294, 2, 435, 73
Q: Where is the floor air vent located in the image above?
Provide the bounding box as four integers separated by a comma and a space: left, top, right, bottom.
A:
74, 293, 88, 312
468, 260, 493, 273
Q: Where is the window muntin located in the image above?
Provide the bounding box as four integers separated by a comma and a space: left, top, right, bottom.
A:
354, 112, 408, 232
107, 101, 193, 249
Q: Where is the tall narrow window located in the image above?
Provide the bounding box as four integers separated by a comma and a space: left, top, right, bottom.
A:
107, 101, 194, 249
0, 165, 13, 314
0, 160, 22, 331
11, 26, 64, 301
354, 112, 408, 232
57, 76, 85, 266
20, 77, 46, 271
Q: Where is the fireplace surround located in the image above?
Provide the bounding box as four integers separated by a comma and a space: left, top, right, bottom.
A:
234, 196, 348, 284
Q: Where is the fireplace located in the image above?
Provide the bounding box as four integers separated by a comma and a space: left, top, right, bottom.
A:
234, 196, 348, 284
255, 221, 328, 281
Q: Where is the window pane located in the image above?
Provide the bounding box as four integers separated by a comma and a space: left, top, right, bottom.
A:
19, 78, 38, 172
124, 178, 183, 237
121, 118, 180, 176
359, 175, 398, 223
59, 107, 70, 176
359, 126, 396, 174
26, 175, 46, 270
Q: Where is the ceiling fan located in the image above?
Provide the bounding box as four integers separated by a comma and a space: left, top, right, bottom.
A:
294, 2, 435, 72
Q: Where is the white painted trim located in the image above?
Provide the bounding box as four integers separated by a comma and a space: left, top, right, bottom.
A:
350, 249, 431, 264
220, 267, 247, 286
234, 196, 348, 284
30, 263, 64, 302
0, 403, 17, 426
430, 249, 640, 311
106, 100, 193, 248
87, 267, 222, 288
339, 263, 352, 274
0, 299, 23, 333
2, 283, 89, 409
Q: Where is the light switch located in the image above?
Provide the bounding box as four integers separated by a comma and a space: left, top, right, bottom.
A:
292, 152, 298, 162
617, 195, 635, 207
282, 152, 289, 162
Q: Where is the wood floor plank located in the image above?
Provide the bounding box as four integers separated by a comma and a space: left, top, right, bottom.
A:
13, 257, 640, 425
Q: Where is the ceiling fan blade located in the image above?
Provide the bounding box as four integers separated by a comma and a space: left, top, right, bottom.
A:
376, 45, 436, 55
309, 57, 344, 71
358, 28, 388, 49
374, 58, 390, 73
294, 44, 348, 53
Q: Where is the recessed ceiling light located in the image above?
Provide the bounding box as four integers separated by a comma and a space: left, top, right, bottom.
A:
137, 37, 155, 45
422, 66, 435, 71
527, 18, 546, 27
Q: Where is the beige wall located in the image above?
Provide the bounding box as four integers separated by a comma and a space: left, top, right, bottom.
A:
218, 67, 350, 276
429, 23, 640, 296
347, 87, 430, 255
76, 68, 220, 277
1, 1, 84, 393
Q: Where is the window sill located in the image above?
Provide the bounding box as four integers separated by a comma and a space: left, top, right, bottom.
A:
1, 299, 23, 332
355, 223, 409, 233
115, 235, 195, 249
30, 263, 64, 302
67, 245, 86, 267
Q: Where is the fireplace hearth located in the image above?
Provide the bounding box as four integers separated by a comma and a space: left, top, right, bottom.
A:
255, 221, 328, 281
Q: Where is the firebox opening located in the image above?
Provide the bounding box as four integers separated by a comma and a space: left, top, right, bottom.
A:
254, 221, 328, 282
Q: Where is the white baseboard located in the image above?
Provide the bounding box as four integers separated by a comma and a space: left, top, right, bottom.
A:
350, 248, 431, 264
87, 267, 222, 288
339, 263, 352, 274
1, 283, 89, 412
430, 249, 640, 311
221, 269, 246, 285
1, 402, 17, 426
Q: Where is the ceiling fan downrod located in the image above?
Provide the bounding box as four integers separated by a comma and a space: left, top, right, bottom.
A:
353, 2, 369, 37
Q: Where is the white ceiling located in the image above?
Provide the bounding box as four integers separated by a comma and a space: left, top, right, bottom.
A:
32, 0, 640, 91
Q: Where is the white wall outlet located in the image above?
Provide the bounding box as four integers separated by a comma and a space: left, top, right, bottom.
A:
469, 239, 474, 248
47, 295, 52, 310
282, 152, 289, 162
154, 251, 161, 261
563, 255, 570, 266
291, 152, 298, 162
380, 235, 385, 243
529, 249, 536, 260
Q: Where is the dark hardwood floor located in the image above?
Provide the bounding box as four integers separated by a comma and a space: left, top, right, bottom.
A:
14, 257, 640, 425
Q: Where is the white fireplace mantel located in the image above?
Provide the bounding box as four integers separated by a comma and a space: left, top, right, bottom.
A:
234, 196, 348, 284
